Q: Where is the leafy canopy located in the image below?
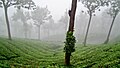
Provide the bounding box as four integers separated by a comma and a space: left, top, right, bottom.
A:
12, 9, 31, 22
80, 0, 109, 15
0, 0, 35, 9
31, 6, 51, 26
107, 0, 120, 17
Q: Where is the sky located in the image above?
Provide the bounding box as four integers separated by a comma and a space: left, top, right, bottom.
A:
0, 0, 72, 23
0, 0, 105, 23
34, 0, 72, 22
0, 0, 86, 23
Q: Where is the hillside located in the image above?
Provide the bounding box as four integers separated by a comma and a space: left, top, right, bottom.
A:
0, 37, 120, 68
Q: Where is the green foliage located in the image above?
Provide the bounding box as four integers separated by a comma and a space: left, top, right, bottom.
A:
64, 31, 76, 53
0, 37, 120, 67
107, 0, 120, 17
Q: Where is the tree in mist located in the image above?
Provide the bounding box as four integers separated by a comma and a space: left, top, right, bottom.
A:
0, 0, 35, 40
42, 17, 54, 38
31, 6, 51, 40
101, 8, 111, 33
64, 0, 77, 65
104, 0, 120, 44
12, 9, 32, 38
46, 17, 54, 37
80, 0, 108, 46
0, 16, 6, 35
59, 10, 69, 32
76, 11, 88, 39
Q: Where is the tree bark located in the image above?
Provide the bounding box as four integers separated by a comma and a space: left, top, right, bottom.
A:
65, 0, 77, 65
65, 53, 71, 65
3, 1, 12, 40
68, 0, 77, 32
104, 14, 117, 44
83, 14, 92, 46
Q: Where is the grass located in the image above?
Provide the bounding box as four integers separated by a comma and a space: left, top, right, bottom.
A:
0, 37, 120, 68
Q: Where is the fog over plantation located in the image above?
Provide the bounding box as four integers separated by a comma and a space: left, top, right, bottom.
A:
0, 0, 120, 67
0, 0, 120, 43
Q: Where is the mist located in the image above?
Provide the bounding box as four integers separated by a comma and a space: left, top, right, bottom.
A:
0, 0, 120, 44
1, 0, 120, 67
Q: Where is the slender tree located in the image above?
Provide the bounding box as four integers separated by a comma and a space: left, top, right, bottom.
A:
12, 9, 31, 38
80, 0, 108, 46
64, 0, 77, 65
0, 16, 6, 35
47, 17, 54, 37
59, 10, 69, 32
0, 0, 35, 40
42, 17, 55, 38
104, 0, 120, 44
31, 6, 51, 40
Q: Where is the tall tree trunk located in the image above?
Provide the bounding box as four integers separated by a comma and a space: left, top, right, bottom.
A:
47, 29, 50, 38
83, 14, 92, 46
24, 30, 27, 39
68, 0, 77, 32
65, 24, 67, 32
3, 2, 12, 40
65, 0, 77, 65
23, 23, 27, 39
104, 14, 117, 44
38, 25, 40, 40
28, 30, 31, 39
65, 53, 71, 65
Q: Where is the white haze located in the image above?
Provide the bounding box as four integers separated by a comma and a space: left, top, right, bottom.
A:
0, 0, 120, 44
34, 0, 72, 22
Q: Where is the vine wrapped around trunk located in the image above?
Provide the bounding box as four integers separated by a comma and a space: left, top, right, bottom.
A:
64, 31, 76, 53
64, 0, 77, 65
64, 31, 76, 65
